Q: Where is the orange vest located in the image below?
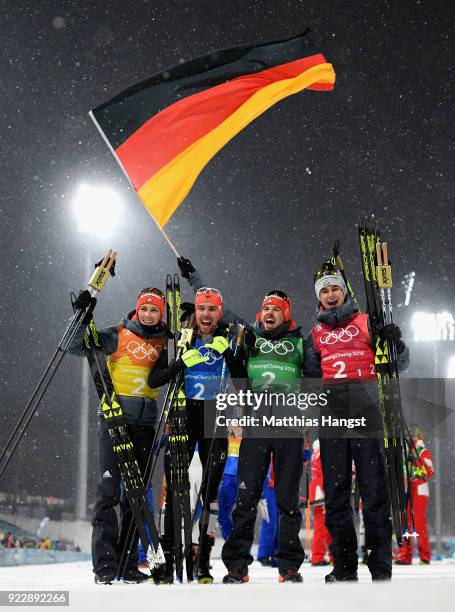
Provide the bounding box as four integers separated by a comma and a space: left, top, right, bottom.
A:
107, 326, 165, 399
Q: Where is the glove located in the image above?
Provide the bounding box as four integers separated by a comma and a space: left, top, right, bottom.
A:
181, 348, 209, 368
205, 336, 229, 355
72, 290, 97, 325
303, 448, 312, 462
380, 323, 402, 342
177, 256, 195, 279
72, 289, 95, 311
180, 301, 195, 322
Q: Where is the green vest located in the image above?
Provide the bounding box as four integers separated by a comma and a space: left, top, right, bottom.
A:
247, 333, 303, 393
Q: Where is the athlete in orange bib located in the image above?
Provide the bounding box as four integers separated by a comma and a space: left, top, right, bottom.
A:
70, 287, 171, 584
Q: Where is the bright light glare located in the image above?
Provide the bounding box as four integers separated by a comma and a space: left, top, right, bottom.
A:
448, 356, 455, 378
412, 311, 455, 342
72, 183, 122, 237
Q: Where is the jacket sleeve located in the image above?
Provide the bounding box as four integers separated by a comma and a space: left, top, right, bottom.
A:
147, 347, 184, 388
303, 332, 322, 378
67, 324, 119, 356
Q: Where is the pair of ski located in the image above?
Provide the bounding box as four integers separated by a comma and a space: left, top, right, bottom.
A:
163, 274, 195, 583
357, 217, 417, 546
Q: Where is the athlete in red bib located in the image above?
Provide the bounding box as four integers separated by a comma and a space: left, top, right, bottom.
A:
304, 260, 410, 583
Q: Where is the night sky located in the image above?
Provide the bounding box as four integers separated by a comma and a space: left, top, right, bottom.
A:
1, 1, 453, 517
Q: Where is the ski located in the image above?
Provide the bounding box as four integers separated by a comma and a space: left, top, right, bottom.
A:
165, 273, 194, 582
357, 217, 415, 546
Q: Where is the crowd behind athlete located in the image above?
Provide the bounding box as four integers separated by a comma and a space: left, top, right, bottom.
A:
395, 427, 434, 565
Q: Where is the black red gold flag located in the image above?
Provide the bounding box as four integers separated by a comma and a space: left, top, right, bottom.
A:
90, 30, 335, 227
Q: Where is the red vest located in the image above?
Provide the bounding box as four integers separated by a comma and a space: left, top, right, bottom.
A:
312, 313, 376, 381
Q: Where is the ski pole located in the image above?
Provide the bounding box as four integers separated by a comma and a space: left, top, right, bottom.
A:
0, 250, 116, 481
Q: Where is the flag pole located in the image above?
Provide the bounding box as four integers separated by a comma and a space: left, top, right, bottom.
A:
89, 110, 181, 259
148, 212, 180, 258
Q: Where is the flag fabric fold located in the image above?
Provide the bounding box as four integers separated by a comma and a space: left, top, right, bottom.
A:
90, 30, 336, 227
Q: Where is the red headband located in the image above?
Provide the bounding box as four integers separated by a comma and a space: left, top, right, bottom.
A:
195, 290, 223, 316
134, 291, 165, 320
259, 294, 291, 322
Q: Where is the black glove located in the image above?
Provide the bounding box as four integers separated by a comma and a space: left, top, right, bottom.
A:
179, 301, 195, 322
380, 323, 402, 342
72, 290, 96, 312
177, 256, 195, 279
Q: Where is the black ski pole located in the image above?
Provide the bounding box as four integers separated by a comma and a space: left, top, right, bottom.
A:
0, 250, 116, 481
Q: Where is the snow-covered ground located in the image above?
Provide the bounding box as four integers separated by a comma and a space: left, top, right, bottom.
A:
1, 559, 454, 611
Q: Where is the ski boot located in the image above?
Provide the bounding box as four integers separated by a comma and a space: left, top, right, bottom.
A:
222, 568, 249, 584
94, 571, 115, 585
278, 568, 303, 583
151, 550, 174, 584
371, 573, 392, 581
123, 567, 149, 583
325, 570, 358, 583
195, 534, 215, 584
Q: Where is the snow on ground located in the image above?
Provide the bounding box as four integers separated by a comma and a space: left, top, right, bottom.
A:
0, 559, 454, 612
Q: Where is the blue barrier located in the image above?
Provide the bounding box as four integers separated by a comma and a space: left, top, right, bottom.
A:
0, 548, 90, 566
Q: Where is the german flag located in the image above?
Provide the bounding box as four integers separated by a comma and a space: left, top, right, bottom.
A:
90, 30, 335, 228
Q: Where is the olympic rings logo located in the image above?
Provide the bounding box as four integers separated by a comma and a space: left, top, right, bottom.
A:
320, 325, 359, 345
127, 341, 160, 360
255, 338, 295, 355
199, 346, 224, 366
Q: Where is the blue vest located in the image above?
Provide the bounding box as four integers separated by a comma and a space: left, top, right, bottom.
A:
184, 338, 227, 400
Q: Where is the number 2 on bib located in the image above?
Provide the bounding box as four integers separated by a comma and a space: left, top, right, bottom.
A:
333, 361, 347, 379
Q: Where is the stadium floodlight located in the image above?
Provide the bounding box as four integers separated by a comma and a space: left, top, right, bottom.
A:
71, 183, 121, 519
412, 311, 455, 342
72, 183, 122, 236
